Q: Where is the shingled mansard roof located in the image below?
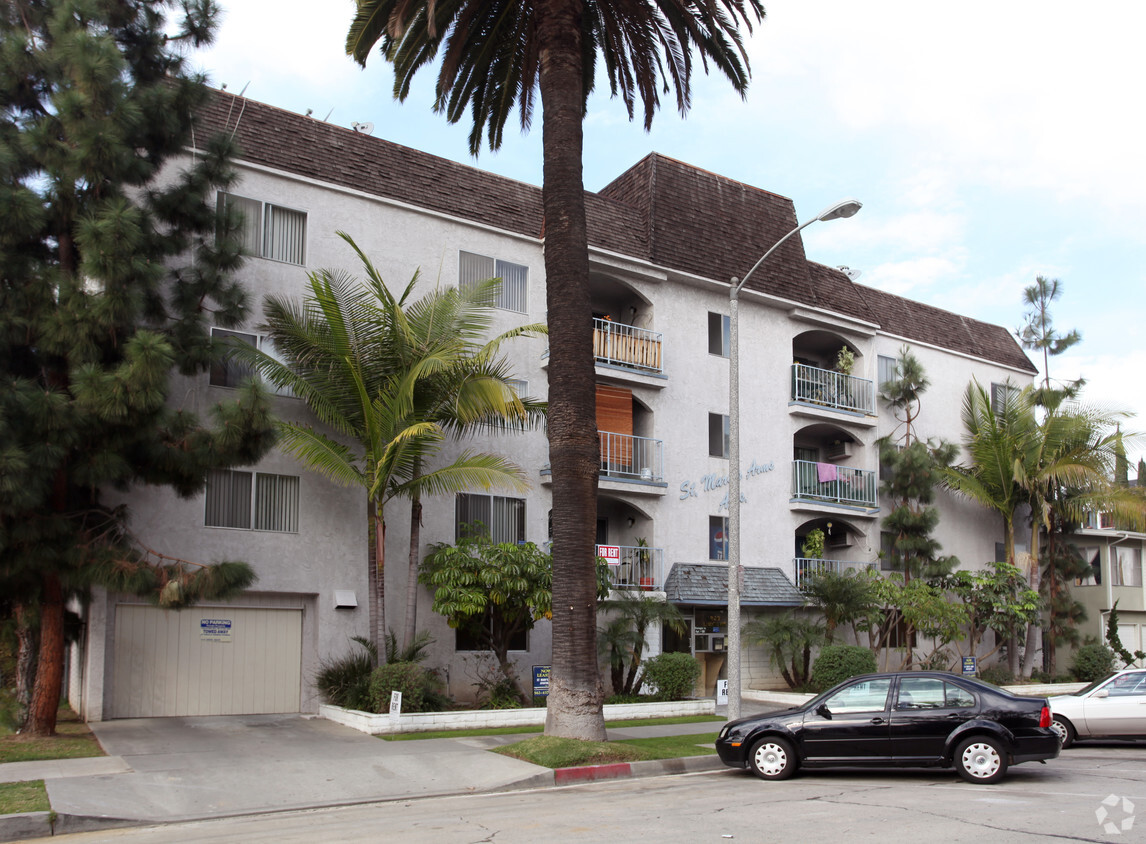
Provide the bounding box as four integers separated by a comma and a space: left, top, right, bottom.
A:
664, 563, 805, 607
194, 91, 1035, 375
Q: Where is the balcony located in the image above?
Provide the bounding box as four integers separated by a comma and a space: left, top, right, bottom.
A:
791, 460, 878, 509
593, 318, 663, 375
793, 558, 877, 589
791, 364, 875, 416
600, 431, 663, 483
605, 545, 665, 590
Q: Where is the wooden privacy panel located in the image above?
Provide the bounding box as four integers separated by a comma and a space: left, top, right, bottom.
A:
596, 385, 633, 469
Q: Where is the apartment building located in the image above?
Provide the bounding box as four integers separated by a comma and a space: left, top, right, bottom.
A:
69, 91, 1038, 719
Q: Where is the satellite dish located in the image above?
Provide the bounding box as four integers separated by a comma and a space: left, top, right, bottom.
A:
352, 121, 375, 135
837, 265, 862, 281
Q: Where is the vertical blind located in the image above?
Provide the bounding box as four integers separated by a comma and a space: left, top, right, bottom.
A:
205, 469, 299, 533
264, 205, 307, 265
459, 251, 528, 312
456, 493, 525, 543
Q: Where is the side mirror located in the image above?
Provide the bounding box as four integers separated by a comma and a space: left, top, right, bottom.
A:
1092, 689, 1109, 699
816, 704, 832, 719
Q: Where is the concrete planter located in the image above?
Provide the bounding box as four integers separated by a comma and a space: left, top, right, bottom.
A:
320, 698, 716, 736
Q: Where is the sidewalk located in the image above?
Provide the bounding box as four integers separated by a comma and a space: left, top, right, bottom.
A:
0, 705, 778, 842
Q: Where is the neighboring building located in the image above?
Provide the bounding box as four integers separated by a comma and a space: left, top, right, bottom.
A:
69, 91, 1037, 720
1065, 511, 1146, 665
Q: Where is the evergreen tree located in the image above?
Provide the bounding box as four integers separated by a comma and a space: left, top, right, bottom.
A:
1015, 275, 1083, 404
0, 0, 276, 734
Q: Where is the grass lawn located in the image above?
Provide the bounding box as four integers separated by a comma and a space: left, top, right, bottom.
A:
0, 707, 105, 765
0, 781, 50, 815
494, 732, 719, 768
379, 714, 722, 742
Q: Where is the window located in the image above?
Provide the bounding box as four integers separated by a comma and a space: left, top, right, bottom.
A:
209, 328, 293, 396
708, 312, 730, 357
456, 493, 525, 544
708, 413, 729, 458
455, 620, 527, 652
878, 355, 897, 390
1074, 546, 1101, 586
709, 516, 728, 561
880, 531, 899, 572
459, 251, 528, 313
205, 469, 299, 532
895, 677, 974, 710
218, 192, 307, 265
991, 381, 1020, 415
822, 678, 892, 714
1113, 547, 1143, 587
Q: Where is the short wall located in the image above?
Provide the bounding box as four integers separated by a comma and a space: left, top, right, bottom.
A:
320, 698, 716, 735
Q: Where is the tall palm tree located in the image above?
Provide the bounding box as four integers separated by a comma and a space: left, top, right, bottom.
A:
347, 0, 765, 741
244, 234, 538, 654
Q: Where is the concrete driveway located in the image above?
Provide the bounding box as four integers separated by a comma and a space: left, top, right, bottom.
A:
45, 714, 550, 823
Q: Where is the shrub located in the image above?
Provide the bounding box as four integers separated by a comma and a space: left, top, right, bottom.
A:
1070, 643, 1116, 682
811, 645, 876, 692
369, 662, 428, 713
640, 652, 701, 700
314, 636, 376, 711
977, 665, 1014, 686
477, 677, 525, 710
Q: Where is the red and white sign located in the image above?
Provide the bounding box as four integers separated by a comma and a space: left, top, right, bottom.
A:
596, 544, 621, 564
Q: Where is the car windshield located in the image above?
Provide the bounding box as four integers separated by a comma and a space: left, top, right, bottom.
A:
1070, 673, 1117, 696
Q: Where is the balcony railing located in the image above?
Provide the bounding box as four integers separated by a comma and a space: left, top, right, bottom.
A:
791, 460, 877, 508
605, 545, 665, 590
793, 557, 877, 588
600, 431, 664, 482
791, 364, 874, 415
593, 318, 663, 375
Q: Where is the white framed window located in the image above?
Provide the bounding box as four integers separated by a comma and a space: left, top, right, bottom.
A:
459, 251, 528, 313
708, 413, 729, 458
205, 469, 299, 532
1113, 547, 1143, 587
209, 328, 293, 396
218, 192, 307, 266
878, 355, 897, 390
456, 493, 525, 544
708, 312, 730, 357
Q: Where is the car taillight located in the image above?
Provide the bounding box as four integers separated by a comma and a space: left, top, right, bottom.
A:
1039, 705, 1051, 728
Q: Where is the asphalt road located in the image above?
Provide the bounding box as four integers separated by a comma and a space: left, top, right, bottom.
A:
33, 743, 1145, 843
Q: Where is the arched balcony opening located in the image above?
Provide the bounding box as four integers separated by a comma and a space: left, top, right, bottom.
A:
793, 517, 876, 588
596, 496, 663, 590
589, 273, 663, 376
792, 422, 877, 510
791, 330, 873, 416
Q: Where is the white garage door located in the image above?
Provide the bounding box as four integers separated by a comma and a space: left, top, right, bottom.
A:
112, 605, 303, 718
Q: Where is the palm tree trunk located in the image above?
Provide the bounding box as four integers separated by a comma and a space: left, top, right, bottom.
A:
536, 0, 606, 741
368, 498, 386, 660
403, 496, 423, 652
1021, 523, 1043, 677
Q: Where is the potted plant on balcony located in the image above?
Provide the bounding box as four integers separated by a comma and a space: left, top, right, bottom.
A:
635, 537, 654, 589
834, 346, 855, 408
800, 528, 826, 586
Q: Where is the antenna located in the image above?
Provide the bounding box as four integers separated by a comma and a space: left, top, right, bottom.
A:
323, 108, 334, 122
306, 108, 313, 117
352, 121, 375, 135
837, 265, 863, 281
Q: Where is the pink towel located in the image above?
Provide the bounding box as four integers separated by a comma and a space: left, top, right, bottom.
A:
817, 462, 838, 482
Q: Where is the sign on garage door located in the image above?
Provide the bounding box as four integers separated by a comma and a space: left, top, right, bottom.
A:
112, 605, 302, 718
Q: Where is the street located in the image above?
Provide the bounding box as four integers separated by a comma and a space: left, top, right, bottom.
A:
35, 743, 1144, 843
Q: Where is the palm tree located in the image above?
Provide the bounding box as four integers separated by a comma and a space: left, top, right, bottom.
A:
244, 234, 538, 654
597, 591, 686, 696
346, 0, 765, 739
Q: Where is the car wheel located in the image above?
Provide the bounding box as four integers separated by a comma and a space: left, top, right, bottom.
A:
955, 736, 1008, 784
1050, 716, 1076, 749
749, 737, 797, 781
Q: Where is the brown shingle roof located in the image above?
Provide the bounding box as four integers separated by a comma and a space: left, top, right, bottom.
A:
194, 91, 1033, 373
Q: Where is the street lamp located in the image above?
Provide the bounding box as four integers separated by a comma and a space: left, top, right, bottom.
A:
725, 198, 862, 721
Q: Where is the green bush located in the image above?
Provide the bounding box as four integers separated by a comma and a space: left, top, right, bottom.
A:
977, 665, 1015, 686
369, 662, 428, 713
640, 652, 701, 700
1070, 644, 1116, 682
315, 636, 376, 711
477, 677, 525, 710
811, 645, 876, 692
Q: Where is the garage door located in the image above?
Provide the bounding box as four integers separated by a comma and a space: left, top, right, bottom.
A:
112, 605, 303, 718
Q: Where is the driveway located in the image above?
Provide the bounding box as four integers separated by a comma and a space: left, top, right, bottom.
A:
45, 714, 549, 823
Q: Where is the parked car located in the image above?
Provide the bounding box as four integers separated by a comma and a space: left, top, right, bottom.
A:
716, 671, 1060, 784
1048, 668, 1146, 748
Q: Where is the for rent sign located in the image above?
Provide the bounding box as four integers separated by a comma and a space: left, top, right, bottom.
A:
596, 545, 621, 565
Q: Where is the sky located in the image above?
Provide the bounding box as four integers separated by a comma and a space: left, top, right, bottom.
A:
189, 0, 1146, 465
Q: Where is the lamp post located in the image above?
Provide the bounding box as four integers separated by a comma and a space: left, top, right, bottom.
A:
725, 198, 862, 721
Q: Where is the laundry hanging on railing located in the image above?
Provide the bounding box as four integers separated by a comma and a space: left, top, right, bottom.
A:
816, 462, 839, 483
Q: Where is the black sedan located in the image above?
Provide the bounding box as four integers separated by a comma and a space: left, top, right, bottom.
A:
716, 672, 1060, 784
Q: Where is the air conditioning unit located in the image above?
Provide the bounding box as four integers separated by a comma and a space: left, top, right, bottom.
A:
827, 532, 853, 549
824, 440, 852, 461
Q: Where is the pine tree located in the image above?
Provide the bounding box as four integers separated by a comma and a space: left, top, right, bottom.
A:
0, 0, 276, 735
1015, 275, 1083, 404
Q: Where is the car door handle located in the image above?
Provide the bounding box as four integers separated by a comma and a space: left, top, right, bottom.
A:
870, 717, 885, 725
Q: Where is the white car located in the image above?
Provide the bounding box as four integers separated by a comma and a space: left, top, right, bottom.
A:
1048, 668, 1146, 747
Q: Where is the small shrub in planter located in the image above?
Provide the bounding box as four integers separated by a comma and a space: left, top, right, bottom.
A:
369, 662, 429, 713
977, 665, 1015, 686
811, 645, 876, 692
1070, 644, 1116, 682
640, 652, 701, 701
315, 636, 376, 711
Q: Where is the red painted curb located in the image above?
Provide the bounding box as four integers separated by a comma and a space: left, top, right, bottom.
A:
553, 762, 633, 784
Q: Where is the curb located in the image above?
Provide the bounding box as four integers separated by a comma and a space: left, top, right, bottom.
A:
0, 811, 140, 841
554, 755, 726, 786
